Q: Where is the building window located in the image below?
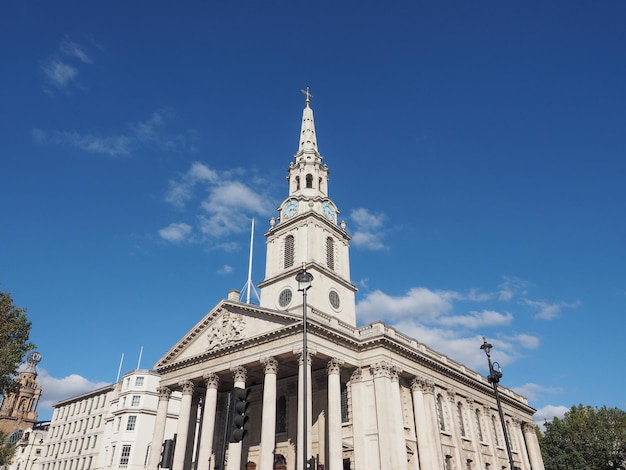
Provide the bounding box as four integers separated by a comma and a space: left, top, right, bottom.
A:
457, 402, 467, 437
306, 173, 313, 188
295, 176, 300, 190
135, 377, 144, 387
144, 445, 151, 466
109, 446, 116, 466
340, 382, 349, 423
445, 455, 453, 470
119, 445, 131, 467
506, 421, 515, 450
436, 394, 446, 431
329, 290, 340, 310
131, 396, 140, 407
491, 415, 500, 446
116, 417, 121, 431
475, 409, 484, 441
284, 235, 294, 269
326, 237, 335, 270
126, 416, 137, 431
276, 396, 287, 433
278, 289, 292, 308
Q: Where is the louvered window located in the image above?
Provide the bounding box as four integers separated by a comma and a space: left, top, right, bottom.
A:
284, 235, 294, 268
326, 237, 334, 270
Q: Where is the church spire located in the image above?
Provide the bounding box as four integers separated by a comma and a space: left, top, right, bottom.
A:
298, 87, 317, 152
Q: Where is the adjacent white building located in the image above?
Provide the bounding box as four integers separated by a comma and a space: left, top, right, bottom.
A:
38, 371, 180, 470
147, 96, 546, 470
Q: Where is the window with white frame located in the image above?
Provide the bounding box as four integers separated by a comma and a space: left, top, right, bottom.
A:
131, 395, 140, 407
126, 416, 137, 431
135, 377, 144, 387
119, 445, 131, 466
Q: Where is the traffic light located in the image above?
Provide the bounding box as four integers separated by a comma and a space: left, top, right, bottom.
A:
159, 438, 175, 468
229, 386, 250, 443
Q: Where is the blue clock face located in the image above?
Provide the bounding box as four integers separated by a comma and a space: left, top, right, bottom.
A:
283, 200, 298, 218
322, 201, 334, 220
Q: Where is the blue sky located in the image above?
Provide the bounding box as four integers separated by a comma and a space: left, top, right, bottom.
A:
2, 1, 625, 424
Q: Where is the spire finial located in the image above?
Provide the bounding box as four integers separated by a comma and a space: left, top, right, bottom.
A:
300, 87, 314, 106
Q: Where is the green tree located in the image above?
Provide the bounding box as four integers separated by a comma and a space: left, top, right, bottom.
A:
0, 290, 35, 396
0, 431, 17, 466
539, 404, 626, 470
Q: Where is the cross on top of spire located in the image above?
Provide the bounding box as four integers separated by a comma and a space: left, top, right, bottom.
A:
301, 87, 314, 106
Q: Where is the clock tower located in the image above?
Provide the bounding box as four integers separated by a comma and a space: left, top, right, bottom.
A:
258, 91, 357, 326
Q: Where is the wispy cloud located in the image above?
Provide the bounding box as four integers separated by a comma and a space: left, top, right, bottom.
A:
40, 38, 96, 94
349, 208, 387, 250
512, 383, 563, 402
533, 404, 570, 426
32, 109, 188, 157
160, 162, 275, 246
217, 265, 234, 275
158, 223, 193, 243
499, 275, 530, 301
523, 298, 580, 320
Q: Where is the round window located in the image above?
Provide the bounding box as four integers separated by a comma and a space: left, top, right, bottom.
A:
329, 290, 340, 309
278, 288, 293, 307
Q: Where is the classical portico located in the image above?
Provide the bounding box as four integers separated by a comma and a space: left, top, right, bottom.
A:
149, 96, 545, 470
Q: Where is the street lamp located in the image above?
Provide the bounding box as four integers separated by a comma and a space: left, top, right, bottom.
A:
480, 337, 516, 470
296, 265, 313, 470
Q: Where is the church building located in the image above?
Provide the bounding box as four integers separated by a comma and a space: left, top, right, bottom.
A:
148, 95, 545, 470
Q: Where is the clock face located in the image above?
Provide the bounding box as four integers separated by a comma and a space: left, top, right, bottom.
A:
283, 200, 298, 218
322, 201, 334, 220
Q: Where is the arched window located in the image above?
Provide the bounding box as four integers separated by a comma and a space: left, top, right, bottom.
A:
276, 396, 287, 433
457, 402, 466, 437
284, 235, 294, 269
326, 237, 335, 270
295, 176, 300, 190
340, 382, 349, 423
475, 409, 484, 441
491, 415, 500, 446
436, 394, 446, 431
306, 174, 313, 188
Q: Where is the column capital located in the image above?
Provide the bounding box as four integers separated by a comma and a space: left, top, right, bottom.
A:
295, 350, 313, 366
390, 365, 402, 383
262, 357, 279, 375
203, 373, 219, 389
521, 421, 535, 433
371, 361, 392, 379
465, 397, 475, 408
327, 358, 343, 376
411, 376, 435, 394
231, 365, 247, 383
180, 380, 195, 395
157, 386, 172, 400
446, 390, 456, 402
350, 367, 363, 382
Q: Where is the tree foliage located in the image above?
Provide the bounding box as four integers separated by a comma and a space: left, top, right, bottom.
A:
539, 404, 626, 470
0, 291, 34, 396
0, 431, 17, 466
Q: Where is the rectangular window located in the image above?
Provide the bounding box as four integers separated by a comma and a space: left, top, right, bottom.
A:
109, 446, 116, 466
134, 377, 144, 387
119, 445, 131, 467
126, 416, 137, 431
131, 396, 140, 407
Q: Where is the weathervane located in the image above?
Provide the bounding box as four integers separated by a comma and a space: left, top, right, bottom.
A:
301, 87, 313, 105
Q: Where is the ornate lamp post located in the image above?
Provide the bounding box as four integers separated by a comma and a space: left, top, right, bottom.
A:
480, 337, 516, 470
296, 265, 313, 470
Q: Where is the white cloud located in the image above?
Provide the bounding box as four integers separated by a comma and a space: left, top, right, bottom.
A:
498, 275, 530, 301
533, 404, 570, 427
41, 59, 78, 89
32, 109, 188, 157
523, 299, 580, 320
217, 265, 234, 275
59, 40, 93, 64
349, 208, 387, 250
158, 223, 192, 243
439, 310, 513, 328
357, 287, 454, 324
161, 162, 275, 245
512, 383, 563, 401
36, 369, 109, 415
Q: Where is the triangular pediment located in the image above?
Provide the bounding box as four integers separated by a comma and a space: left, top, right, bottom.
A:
154, 300, 300, 370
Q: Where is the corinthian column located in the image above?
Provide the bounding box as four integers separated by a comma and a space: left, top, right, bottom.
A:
172, 380, 195, 470
410, 378, 430, 470
327, 358, 343, 470
523, 421, 545, 470
391, 366, 408, 470
197, 374, 220, 470
259, 358, 278, 470
148, 386, 171, 470
226, 366, 248, 470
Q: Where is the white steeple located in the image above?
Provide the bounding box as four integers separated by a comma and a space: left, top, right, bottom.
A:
258, 91, 357, 326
